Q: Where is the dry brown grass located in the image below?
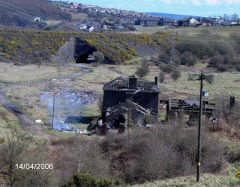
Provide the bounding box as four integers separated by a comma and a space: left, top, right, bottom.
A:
0, 62, 81, 83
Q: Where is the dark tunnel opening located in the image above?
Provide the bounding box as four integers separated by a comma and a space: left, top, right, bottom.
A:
76, 54, 90, 63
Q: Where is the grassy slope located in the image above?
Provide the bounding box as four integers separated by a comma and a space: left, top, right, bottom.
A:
0, 0, 71, 27
132, 163, 239, 187
0, 104, 20, 138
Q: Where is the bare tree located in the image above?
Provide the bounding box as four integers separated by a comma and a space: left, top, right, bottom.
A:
231, 13, 239, 21
69, 138, 110, 178
135, 60, 149, 79
0, 128, 51, 187
159, 71, 165, 83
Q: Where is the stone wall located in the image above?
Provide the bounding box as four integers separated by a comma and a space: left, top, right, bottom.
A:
50, 37, 76, 63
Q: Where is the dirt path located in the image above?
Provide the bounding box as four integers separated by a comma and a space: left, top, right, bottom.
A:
0, 64, 91, 139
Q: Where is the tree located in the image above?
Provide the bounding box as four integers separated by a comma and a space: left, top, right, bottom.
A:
180, 51, 198, 66
0, 128, 51, 187
159, 71, 165, 83
171, 69, 181, 81
135, 61, 149, 78
92, 51, 105, 64
231, 13, 239, 21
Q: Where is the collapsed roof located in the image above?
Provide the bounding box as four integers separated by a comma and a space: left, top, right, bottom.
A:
103, 76, 160, 93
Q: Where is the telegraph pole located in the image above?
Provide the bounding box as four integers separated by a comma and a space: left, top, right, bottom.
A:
52, 95, 56, 129
197, 73, 203, 182
188, 72, 214, 183
170, 31, 176, 64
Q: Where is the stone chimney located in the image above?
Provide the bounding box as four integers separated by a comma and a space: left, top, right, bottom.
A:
155, 76, 158, 86
129, 76, 137, 89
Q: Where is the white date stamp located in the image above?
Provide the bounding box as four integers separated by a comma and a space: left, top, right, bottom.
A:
16, 163, 54, 170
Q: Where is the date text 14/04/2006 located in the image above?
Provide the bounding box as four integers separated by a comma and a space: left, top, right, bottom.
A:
16, 163, 54, 170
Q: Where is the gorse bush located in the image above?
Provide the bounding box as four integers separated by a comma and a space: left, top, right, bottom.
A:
0, 29, 172, 64
62, 173, 124, 187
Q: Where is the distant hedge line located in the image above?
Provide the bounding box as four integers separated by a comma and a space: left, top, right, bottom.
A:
0, 29, 173, 64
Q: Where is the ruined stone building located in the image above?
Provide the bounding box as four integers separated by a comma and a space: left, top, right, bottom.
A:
101, 76, 160, 130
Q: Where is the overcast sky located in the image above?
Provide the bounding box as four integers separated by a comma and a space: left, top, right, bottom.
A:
71, 0, 240, 17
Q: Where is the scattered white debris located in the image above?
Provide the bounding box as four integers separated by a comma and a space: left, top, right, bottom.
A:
35, 119, 42, 123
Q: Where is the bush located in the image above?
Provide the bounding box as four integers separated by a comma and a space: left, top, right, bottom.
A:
100, 126, 225, 184
135, 61, 149, 78
159, 71, 165, 83
180, 51, 198, 66
144, 114, 158, 124
160, 64, 175, 73
171, 69, 181, 80
0, 138, 4, 144
235, 64, 240, 71
209, 55, 224, 68
63, 173, 120, 187
93, 51, 105, 63
158, 53, 170, 63
176, 40, 214, 59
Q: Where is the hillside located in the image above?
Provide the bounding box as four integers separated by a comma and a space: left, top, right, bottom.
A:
0, 0, 71, 28
0, 29, 174, 64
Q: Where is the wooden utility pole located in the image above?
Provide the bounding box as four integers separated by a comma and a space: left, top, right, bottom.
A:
197, 73, 203, 182
188, 72, 214, 183
52, 95, 56, 129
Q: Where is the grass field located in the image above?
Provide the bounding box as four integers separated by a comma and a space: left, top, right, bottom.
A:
5, 82, 50, 122
45, 20, 62, 26
4, 62, 240, 135
72, 63, 240, 99
131, 25, 240, 38
71, 12, 89, 22
0, 62, 81, 83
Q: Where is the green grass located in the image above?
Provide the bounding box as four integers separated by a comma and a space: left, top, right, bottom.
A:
73, 63, 240, 100
72, 12, 89, 22
80, 104, 100, 117
160, 70, 240, 99
5, 82, 50, 121
126, 26, 166, 34
132, 163, 240, 187
123, 56, 151, 65
130, 25, 240, 38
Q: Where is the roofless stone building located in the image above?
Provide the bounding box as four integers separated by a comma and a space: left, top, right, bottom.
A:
101, 76, 160, 130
